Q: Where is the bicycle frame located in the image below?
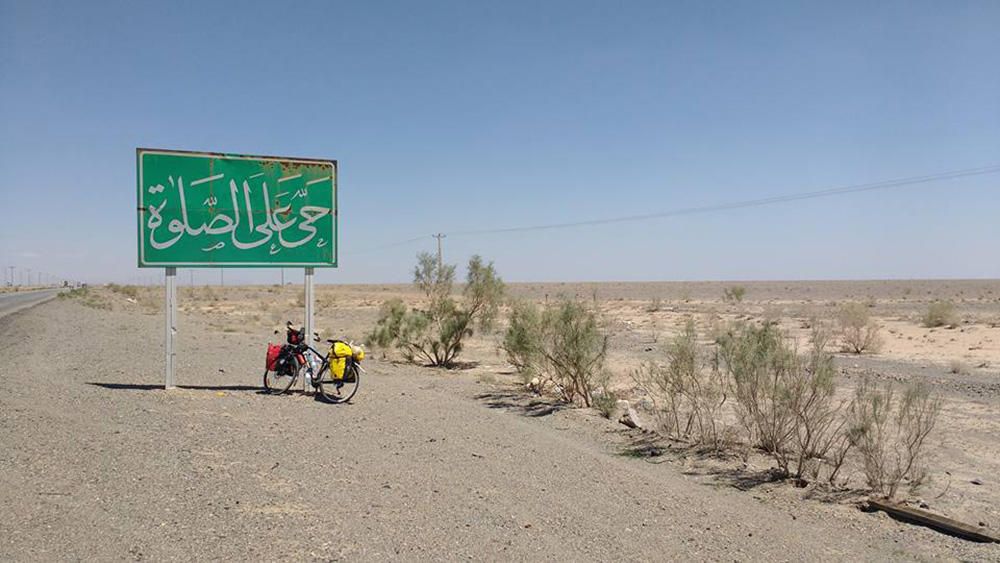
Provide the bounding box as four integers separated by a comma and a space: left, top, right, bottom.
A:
303, 344, 365, 383
303, 345, 330, 383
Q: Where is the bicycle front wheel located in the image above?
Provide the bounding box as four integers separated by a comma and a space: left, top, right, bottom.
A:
318, 363, 360, 404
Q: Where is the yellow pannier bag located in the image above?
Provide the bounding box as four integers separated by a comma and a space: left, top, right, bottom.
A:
328, 341, 353, 379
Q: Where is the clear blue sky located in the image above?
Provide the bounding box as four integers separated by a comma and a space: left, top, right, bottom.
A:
2, 0, 998, 285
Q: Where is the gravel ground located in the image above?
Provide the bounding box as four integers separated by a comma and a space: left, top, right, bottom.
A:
1, 299, 998, 561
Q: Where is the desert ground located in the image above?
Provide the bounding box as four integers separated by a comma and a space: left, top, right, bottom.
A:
2, 280, 999, 560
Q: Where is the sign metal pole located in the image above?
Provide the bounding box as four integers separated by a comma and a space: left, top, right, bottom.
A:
165, 267, 177, 389
304, 267, 315, 393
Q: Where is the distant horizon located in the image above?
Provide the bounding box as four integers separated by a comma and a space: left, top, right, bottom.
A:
16, 275, 997, 288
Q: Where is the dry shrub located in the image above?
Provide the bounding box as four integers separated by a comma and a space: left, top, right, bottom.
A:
61, 286, 111, 310
717, 322, 798, 473
317, 292, 337, 309
501, 299, 608, 406
626, 317, 944, 491
788, 328, 855, 482
646, 297, 664, 312
723, 285, 747, 303
632, 320, 729, 448
107, 283, 140, 299
197, 285, 218, 303
837, 302, 882, 354
849, 378, 941, 499
923, 300, 957, 328
717, 323, 854, 480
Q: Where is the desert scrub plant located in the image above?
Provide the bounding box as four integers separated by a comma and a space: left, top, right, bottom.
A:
716, 322, 798, 472
722, 285, 746, 303
632, 320, 729, 447
501, 298, 609, 406
59, 287, 89, 300
646, 296, 664, 312
317, 292, 337, 309
837, 302, 882, 354
500, 299, 543, 381
538, 299, 609, 406
198, 285, 219, 303
717, 322, 853, 480
787, 327, 856, 482
592, 388, 618, 419
107, 283, 140, 300
922, 300, 958, 328
849, 378, 941, 499
60, 286, 111, 310
369, 253, 504, 367
367, 298, 407, 352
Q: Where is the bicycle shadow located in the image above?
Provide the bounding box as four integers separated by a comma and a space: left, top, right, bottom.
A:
86, 382, 265, 393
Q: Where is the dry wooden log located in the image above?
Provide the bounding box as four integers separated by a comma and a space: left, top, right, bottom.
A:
866, 499, 999, 543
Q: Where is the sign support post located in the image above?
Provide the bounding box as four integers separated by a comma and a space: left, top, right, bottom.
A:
165, 267, 177, 389
304, 267, 315, 393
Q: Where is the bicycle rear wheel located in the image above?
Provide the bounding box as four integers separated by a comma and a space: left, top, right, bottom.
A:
318, 363, 360, 404
263, 357, 299, 395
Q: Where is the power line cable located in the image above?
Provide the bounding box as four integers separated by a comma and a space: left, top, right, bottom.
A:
360, 163, 1000, 251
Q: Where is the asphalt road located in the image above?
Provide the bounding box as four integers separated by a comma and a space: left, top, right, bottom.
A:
0, 289, 62, 318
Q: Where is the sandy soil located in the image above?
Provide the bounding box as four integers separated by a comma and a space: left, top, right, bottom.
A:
1, 281, 999, 560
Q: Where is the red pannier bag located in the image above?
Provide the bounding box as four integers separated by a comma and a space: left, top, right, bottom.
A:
266, 343, 282, 371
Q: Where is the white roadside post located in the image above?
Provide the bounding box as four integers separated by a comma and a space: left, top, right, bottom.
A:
165, 267, 177, 389
304, 267, 315, 393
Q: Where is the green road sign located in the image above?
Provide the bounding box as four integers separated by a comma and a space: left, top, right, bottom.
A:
137, 148, 337, 267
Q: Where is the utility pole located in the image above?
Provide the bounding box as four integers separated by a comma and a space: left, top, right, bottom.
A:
189, 270, 194, 286
280, 268, 284, 286
433, 233, 446, 270
26, 268, 32, 287
220, 269, 224, 287
6, 266, 12, 287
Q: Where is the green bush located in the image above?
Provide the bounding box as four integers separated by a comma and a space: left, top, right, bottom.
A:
922, 301, 957, 328
369, 253, 504, 367
717, 323, 849, 479
502, 298, 609, 407
59, 287, 89, 300
723, 285, 747, 303
367, 298, 407, 350
717, 322, 798, 472
837, 302, 882, 354
61, 286, 111, 310
540, 300, 609, 407
501, 299, 543, 380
